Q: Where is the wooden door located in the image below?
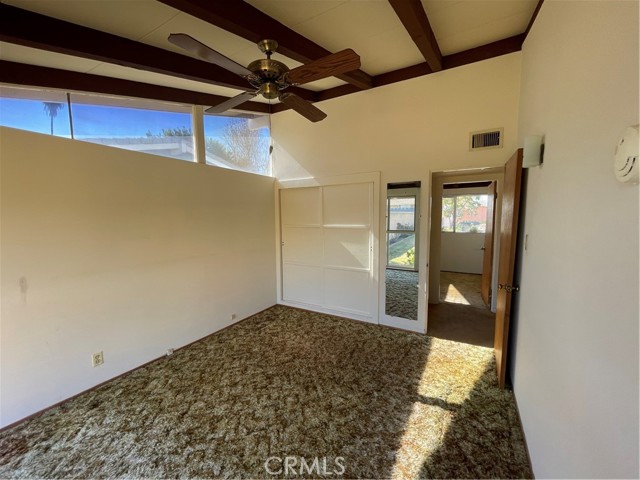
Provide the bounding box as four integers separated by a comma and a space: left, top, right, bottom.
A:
494, 149, 523, 389
480, 182, 496, 306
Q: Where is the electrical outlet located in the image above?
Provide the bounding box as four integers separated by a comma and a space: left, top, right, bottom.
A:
231, 313, 236, 320
92, 351, 104, 367
166, 348, 174, 356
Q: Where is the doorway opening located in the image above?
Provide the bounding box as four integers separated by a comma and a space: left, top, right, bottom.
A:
384, 183, 420, 322
428, 169, 503, 348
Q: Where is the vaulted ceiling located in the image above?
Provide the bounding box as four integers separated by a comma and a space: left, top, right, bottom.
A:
0, 0, 542, 115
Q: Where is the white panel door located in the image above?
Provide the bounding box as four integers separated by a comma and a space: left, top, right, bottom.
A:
280, 187, 323, 306
280, 181, 376, 323
280, 187, 322, 225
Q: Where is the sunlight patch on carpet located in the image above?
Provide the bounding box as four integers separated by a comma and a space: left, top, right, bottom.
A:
444, 284, 471, 305
390, 342, 493, 478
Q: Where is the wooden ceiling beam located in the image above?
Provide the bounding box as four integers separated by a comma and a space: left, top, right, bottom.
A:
0, 4, 255, 91
282, 35, 525, 112
0, 4, 315, 102
524, 0, 545, 39
157, 0, 373, 90
442, 34, 524, 70
388, 0, 442, 72
0, 61, 272, 114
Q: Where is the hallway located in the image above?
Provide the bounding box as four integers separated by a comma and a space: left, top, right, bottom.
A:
428, 272, 494, 348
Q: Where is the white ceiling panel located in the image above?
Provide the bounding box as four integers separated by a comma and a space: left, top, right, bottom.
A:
3, 0, 179, 41
261, 0, 401, 49
246, 0, 348, 27
0, 42, 103, 73
437, 11, 534, 54
138, 12, 257, 60
249, 0, 421, 74
424, 0, 537, 54
345, 25, 424, 75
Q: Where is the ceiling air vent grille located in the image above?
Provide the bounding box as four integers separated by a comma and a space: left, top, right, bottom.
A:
470, 128, 503, 151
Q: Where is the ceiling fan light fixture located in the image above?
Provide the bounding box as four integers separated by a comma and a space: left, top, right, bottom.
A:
169, 33, 360, 122
259, 82, 280, 100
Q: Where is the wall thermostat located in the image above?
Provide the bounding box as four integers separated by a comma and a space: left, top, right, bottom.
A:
614, 125, 639, 184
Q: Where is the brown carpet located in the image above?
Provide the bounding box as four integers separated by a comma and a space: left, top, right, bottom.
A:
432, 271, 494, 348
0, 305, 530, 479
385, 268, 418, 320
428, 302, 495, 348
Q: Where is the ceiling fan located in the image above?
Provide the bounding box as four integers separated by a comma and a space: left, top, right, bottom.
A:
168, 33, 361, 122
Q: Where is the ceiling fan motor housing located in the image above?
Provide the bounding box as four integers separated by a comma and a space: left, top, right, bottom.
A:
247, 58, 290, 98
248, 58, 289, 82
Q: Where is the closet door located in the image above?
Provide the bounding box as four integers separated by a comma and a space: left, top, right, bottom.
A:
281, 187, 323, 306
280, 182, 376, 322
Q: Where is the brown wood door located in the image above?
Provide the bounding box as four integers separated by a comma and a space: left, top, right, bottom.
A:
494, 149, 523, 389
480, 181, 496, 306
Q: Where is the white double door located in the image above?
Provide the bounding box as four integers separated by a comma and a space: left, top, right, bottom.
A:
279, 179, 378, 323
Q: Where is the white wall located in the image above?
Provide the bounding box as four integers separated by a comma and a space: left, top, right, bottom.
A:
0, 127, 276, 427
439, 184, 498, 275
272, 53, 522, 323
440, 232, 484, 274
512, 1, 639, 478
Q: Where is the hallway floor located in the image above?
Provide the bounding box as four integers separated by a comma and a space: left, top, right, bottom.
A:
429, 272, 494, 348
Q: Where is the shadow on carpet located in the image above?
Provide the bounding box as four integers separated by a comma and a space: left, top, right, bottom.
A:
428, 302, 495, 348
0, 306, 531, 479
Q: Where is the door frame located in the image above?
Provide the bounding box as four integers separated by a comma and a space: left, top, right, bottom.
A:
428, 168, 504, 312
275, 172, 380, 324
379, 181, 429, 334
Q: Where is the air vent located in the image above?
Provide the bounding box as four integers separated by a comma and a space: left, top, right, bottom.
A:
470, 128, 503, 151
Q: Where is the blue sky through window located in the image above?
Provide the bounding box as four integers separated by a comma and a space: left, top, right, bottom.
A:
0, 98, 72, 137
1, 98, 264, 139
1, 91, 271, 174
71, 104, 192, 138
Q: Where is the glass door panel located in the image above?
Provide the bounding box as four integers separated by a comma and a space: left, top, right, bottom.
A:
386, 195, 417, 270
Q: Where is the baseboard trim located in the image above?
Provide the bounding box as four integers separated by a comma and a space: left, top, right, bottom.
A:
280, 303, 426, 336
0, 304, 276, 433
278, 300, 376, 324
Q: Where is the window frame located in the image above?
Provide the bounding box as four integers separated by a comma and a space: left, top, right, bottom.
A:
0, 83, 273, 176
386, 187, 420, 270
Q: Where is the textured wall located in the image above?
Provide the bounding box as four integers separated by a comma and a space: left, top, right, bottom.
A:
0, 127, 276, 427
512, 1, 639, 477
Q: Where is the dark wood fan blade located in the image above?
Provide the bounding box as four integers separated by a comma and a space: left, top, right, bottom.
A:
168, 33, 254, 78
285, 49, 361, 85
279, 93, 327, 122
206, 91, 258, 114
